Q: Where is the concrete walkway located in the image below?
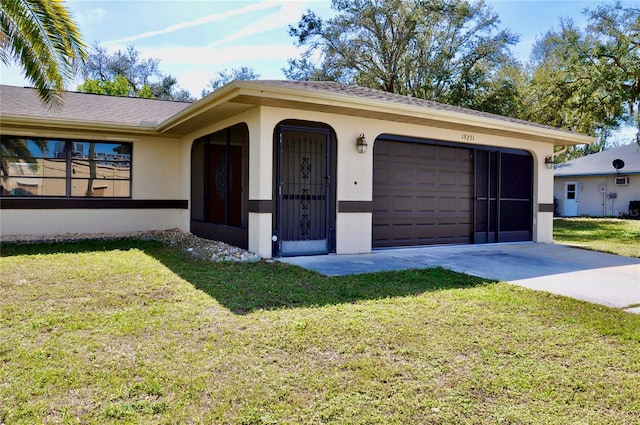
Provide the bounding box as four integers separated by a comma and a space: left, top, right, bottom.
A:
279, 243, 640, 314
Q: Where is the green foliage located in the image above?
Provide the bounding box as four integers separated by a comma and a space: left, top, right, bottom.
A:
521, 2, 640, 160
0, 0, 86, 107
79, 43, 193, 101
201, 66, 260, 97
286, 0, 520, 114
77, 74, 134, 97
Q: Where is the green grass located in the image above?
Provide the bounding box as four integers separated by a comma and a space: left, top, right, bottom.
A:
554, 217, 640, 257
1, 239, 639, 424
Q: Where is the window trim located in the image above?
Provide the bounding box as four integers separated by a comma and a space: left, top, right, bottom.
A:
1, 136, 133, 198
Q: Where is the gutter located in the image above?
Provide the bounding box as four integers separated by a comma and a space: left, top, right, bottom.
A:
0, 115, 172, 138
155, 81, 596, 145
554, 171, 640, 178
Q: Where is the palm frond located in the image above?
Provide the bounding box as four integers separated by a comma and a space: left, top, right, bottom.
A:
0, 0, 86, 108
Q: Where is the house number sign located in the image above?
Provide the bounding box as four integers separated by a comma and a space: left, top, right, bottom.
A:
461, 133, 475, 142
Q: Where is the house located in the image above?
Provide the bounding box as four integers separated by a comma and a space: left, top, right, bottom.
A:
1, 81, 594, 258
554, 143, 640, 217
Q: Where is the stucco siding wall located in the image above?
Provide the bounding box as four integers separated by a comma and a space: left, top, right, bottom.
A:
1, 128, 184, 237
555, 175, 640, 217
188, 106, 555, 256
1, 209, 181, 237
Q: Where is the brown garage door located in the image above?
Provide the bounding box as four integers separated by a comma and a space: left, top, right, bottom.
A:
373, 139, 473, 248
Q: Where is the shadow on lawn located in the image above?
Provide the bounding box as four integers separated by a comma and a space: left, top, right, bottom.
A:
1, 239, 495, 314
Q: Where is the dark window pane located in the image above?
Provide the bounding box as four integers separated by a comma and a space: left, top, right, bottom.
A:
500, 200, 531, 231
1, 136, 132, 198
71, 160, 131, 180
71, 179, 130, 197
1, 176, 66, 196
501, 153, 532, 199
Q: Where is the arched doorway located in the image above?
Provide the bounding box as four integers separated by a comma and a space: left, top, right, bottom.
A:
272, 120, 337, 257
191, 123, 249, 248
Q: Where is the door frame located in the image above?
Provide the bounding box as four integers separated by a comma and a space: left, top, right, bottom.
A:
272, 122, 337, 257
563, 181, 579, 217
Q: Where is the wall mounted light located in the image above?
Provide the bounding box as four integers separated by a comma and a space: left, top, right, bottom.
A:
545, 155, 555, 170
356, 133, 368, 154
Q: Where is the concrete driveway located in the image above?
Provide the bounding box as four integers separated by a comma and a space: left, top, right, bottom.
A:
280, 243, 640, 314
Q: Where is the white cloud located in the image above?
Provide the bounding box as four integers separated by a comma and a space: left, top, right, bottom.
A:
72, 6, 107, 29
144, 43, 302, 65
209, 2, 303, 47
106, 1, 280, 45
145, 44, 306, 96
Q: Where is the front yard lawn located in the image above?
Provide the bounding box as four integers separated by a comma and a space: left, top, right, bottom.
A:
1, 239, 639, 424
554, 217, 640, 257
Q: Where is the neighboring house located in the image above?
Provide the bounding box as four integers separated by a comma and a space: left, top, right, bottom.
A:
0, 81, 593, 258
554, 143, 640, 217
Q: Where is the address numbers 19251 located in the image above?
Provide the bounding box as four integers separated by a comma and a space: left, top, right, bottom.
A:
461, 133, 475, 142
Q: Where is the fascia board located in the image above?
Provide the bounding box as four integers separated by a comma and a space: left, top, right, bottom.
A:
224, 81, 596, 146
35, 78, 590, 146
154, 83, 246, 133
0, 115, 162, 137
555, 171, 640, 178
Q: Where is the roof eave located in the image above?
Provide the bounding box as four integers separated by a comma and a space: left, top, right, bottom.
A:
0, 115, 164, 137
555, 171, 640, 178
157, 80, 595, 145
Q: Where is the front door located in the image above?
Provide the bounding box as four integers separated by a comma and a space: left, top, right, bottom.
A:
564, 181, 578, 216
274, 125, 334, 256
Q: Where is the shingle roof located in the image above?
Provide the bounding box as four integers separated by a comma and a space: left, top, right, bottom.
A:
257, 80, 580, 136
1, 81, 590, 142
554, 143, 640, 176
0, 85, 191, 127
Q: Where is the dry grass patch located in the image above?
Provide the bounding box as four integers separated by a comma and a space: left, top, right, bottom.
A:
1, 239, 639, 424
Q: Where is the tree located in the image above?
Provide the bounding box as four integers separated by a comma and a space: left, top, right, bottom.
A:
201, 66, 260, 97
0, 0, 86, 107
78, 43, 193, 101
521, 2, 639, 161
286, 0, 520, 113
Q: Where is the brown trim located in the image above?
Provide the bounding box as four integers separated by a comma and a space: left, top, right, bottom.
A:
538, 203, 554, 213
190, 221, 248, 250
0, 198, 188, 209
248, 199, 273, 213
339, 200, 373, 213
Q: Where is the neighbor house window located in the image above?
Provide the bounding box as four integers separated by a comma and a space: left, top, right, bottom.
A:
0, 136, 132, 197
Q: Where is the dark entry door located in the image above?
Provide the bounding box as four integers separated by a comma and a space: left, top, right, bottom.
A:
275, 126, 333, 256
474, 150, 533, 243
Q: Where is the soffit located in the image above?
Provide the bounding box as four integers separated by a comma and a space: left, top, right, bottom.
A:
157, 82, 594, 146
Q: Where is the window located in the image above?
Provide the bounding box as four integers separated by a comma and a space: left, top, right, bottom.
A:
1, 136, 132, 197
566, 183, 577, 200
614, 176, 629, 186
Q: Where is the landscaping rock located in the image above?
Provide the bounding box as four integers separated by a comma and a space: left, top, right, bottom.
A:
1, 228, 261, 263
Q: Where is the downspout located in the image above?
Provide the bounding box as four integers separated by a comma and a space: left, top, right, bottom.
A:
552, 145, 568, 160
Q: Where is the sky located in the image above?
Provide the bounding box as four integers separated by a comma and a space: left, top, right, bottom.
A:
1, 0, 620, 97
0, 0, 638, 144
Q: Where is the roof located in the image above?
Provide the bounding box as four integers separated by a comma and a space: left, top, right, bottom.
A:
0, 81, 595, 145
258, 80, 578, 135
0, 85, 190, 130
554, 143, 640, 177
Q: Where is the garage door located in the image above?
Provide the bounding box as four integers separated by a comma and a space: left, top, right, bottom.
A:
373, 140, 473, 248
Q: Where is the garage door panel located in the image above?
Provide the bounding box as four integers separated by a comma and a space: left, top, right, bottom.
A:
393, 196, 414, 212
373, 140, 473, 248
416, 196, 436, 212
